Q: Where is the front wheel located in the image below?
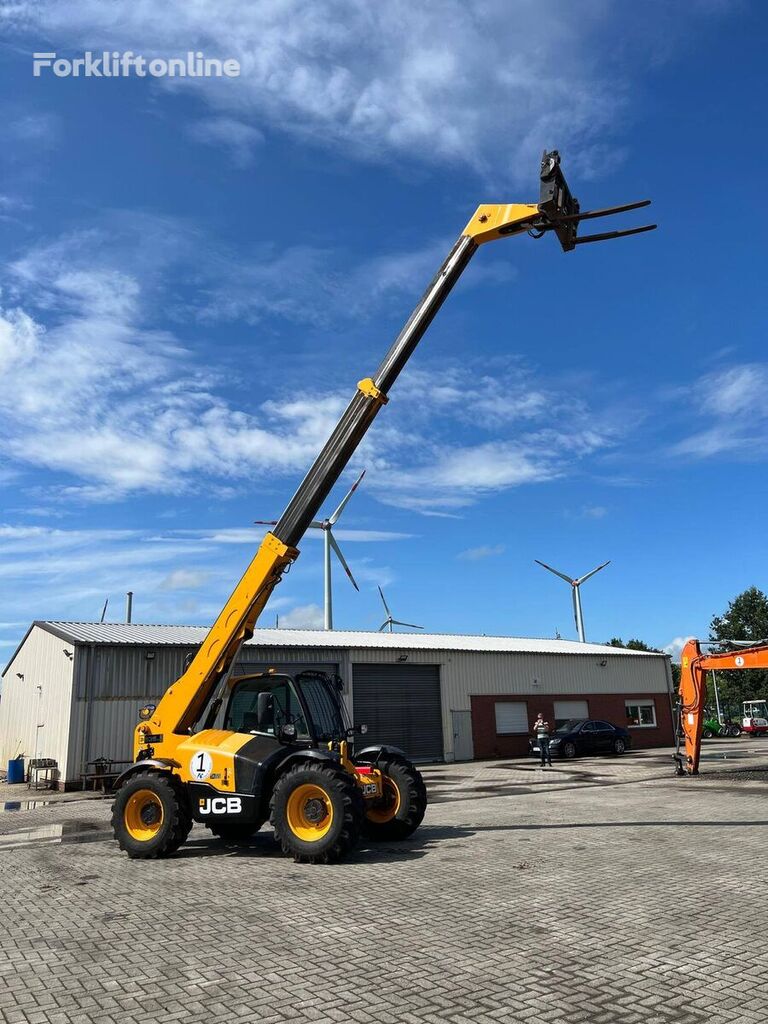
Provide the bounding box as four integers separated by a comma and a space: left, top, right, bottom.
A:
728, 724, 743, 737
112, 771, 189, 859
271, 762, 364, 863
562, 741, 577, 760
362, 757, 427, 841
702, 729, 713, 739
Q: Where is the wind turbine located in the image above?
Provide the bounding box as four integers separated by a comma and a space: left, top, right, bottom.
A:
255, 469, 365, 630
535, 559, 610, 643
377, 586, 424, 633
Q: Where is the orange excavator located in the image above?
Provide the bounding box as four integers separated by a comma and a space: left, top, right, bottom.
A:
675, 638, 768, 774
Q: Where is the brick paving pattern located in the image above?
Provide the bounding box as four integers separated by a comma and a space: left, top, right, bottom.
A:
1, 740, 767, 1024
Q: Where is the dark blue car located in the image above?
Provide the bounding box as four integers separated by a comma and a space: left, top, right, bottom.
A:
529, 719, 631, 760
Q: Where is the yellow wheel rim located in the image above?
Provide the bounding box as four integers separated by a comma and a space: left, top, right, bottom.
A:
124, 789, 164, 842
366, 776, 401, 825
286, 783, 334, 842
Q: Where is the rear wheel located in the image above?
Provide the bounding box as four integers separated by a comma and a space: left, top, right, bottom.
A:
728, 724, 742, 737
112, 771, 189, 859
563, 741, 577, 759
362, 757, 427, 841
271, 762, 364, 863
612, 738, 626, 755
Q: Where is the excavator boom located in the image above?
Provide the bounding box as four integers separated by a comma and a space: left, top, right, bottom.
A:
676, 638, 768, 774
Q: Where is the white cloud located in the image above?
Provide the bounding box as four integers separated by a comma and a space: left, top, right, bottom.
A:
0, 1, 730, 179
277, 603, 324, 629
671, 363, 768, 460
1, 220, 622, 509
663, 635, 694, 662
188, 117, 264, 167
159, 569, 210, 591
458, 544, 506, 561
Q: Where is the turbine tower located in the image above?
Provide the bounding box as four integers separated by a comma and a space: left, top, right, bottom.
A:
377, 586, 424, 633
256, 469, 366, 630
535, 559, 610, 643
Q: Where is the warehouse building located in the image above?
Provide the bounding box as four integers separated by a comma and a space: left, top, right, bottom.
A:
1, 622, 675, 787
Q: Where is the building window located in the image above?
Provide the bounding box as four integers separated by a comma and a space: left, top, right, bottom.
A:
495, 701, 529, 735
625, 700, 657, 727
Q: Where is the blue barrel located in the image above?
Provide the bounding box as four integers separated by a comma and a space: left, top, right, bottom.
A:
7, 757, 24, 784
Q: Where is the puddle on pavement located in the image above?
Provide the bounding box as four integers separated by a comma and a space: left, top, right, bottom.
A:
2, 800, 53, 812
0, 819, 111, 850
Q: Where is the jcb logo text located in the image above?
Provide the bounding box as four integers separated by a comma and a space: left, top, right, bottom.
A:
198, 797, 242, 815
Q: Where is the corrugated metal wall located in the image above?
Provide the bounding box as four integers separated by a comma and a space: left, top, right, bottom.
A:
0, 625, 75, 783
66, 644, 350, 778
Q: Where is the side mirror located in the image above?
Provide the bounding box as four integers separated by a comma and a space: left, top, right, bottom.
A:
257, 691, 274, 731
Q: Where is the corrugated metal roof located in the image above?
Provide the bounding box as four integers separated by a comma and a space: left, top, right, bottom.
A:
28, 621, 664, 657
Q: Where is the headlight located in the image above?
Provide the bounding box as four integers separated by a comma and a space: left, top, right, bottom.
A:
549, 739, 560, 746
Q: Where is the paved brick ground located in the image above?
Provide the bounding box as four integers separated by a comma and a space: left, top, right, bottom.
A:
2, 740, 768, 1024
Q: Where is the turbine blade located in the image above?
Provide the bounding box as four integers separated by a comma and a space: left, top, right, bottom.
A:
378, 586, 392, 616
100, 598, 109, 623
378, 621, 389, 632
575, 560, 611, 585
308, 522, 325, 529
253, 519, 279, 526
534, 559, 573, 584
328, 531, 359, 591
329, 468, 366, 525
393, 620, 424, 630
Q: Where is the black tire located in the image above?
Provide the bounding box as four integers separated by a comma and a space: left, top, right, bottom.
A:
563, 741, 577, 760
702, 729, 713, 739
112, 771, 189, 859
728, 724, 742, 738
362, 757, 427, 841
206, 821, 264, 842
270, 762, 364, 864
613, 738, 626, 756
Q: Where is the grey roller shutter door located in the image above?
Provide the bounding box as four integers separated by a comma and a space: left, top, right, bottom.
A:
352, 663, 443, 763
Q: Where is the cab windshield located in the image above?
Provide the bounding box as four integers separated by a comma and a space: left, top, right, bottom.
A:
225, 675, 309, 738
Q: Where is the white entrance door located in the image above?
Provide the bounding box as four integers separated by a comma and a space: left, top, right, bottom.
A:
452, 710, 474, 761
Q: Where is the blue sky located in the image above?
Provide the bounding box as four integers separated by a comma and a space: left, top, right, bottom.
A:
1, 0, 766, 662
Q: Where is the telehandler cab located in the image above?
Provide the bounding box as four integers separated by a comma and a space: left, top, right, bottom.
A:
112, 151, 655, 862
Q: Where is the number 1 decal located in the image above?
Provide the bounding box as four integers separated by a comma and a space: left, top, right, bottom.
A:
190, 751, 213, 781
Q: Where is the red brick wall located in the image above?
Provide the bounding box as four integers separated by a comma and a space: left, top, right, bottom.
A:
470, 692, 674, 759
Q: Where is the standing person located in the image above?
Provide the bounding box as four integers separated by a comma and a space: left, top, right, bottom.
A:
533, 712, 552, 767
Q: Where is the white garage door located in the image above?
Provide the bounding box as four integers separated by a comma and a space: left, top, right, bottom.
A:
554, 700, 589, 724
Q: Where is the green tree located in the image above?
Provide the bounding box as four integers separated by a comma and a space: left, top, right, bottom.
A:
709, 587, 768, 712
606, 637, 657, 652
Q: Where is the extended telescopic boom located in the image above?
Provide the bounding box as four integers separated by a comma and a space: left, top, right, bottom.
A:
144, 151, 655, 743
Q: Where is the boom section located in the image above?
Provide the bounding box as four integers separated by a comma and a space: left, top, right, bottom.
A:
676, 638, 768, 775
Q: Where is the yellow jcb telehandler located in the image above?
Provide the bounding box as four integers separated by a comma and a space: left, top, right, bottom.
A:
111, 151, 655, 862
